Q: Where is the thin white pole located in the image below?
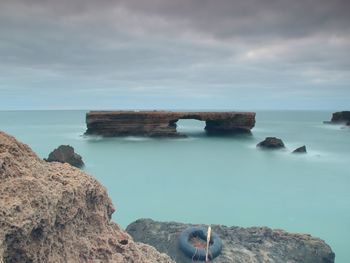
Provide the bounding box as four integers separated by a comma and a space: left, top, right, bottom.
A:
205, 226, 212, 262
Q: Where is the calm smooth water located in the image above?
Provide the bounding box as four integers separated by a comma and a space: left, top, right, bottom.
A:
0, 110, 349, 262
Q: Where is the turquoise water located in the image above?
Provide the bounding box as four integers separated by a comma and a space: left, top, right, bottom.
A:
0, 110, 349, 262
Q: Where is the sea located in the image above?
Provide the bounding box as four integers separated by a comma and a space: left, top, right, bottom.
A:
0, 110, 349, 262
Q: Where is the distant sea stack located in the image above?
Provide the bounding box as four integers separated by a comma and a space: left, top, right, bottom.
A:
325, 111, 350, 125
331, 111, 350, 123
85, 111, 256, 137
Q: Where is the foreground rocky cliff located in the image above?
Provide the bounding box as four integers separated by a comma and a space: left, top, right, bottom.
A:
85, 111, 256, 137
0, 131, 174, 263
127, 219, 335, 263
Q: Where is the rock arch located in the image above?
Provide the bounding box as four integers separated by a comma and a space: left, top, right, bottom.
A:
85, 111, 256, 137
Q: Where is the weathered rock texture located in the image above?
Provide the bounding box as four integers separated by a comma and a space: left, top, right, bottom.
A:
126, 219, 335, 263
292, 145, 307, 153
257, 137, 285, 149
45, 145, 84, 168
330, 111, 350, 124
85, 111, 256, 137
0, 131, 174, 263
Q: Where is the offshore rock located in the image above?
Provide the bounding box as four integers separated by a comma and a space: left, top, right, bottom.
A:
45, 145, 84, 168
126, 218, 335, 263
330, 111, 350, 124
257, 137, 285, 149
85, 111, 256, 137
0, 131, 174, 263
292, 145, 307, 153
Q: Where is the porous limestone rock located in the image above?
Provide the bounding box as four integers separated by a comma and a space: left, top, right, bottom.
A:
0, 131, 174, 263
126, 218, 335, 263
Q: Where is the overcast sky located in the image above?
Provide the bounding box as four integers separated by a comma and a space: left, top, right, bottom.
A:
0, 0, 349, 110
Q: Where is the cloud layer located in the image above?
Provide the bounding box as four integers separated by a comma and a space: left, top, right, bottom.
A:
0, 0, 349, 109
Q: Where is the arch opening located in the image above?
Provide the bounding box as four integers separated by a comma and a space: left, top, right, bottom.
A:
175, 118, 206, 136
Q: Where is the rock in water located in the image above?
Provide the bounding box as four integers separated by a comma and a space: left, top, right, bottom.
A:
126, 219, 335, 263
257, 137, 285, 149
45, 145, 84, 168
293, 145, 307, 153
0, 131, 174, 263
330, 111, 350, 123
85, 111, 256, 137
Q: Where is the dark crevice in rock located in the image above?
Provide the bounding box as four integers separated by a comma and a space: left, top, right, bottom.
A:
119, 239, 128, 245
31, 226, 44, 241
4, 230, 33, 263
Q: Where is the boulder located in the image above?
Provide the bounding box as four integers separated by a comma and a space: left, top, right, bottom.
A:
257, 137, 285, 149
292, 145, 307, 153
126, 218, 335, 263
45, 145, 84, 168
0, 131, 174, 263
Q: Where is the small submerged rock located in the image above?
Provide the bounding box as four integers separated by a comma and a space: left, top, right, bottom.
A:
292, 145, 307, 153
257, 137, 285, 149
45, 145, 84, 168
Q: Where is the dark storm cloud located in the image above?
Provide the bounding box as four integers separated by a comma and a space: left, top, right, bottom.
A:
122, 0, 350, 39
3, 0, 349, 38
0, 0, 349, 109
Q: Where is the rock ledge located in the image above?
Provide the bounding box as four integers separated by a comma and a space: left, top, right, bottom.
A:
127, 218, 335, 263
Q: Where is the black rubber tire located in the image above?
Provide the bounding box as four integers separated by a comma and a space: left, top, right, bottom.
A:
178, 227, 222, 261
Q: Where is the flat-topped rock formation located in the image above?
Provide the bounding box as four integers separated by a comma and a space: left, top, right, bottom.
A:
324, 111, 350, 126
127, 218, 335, 263
331, 111, 350, 124
0, 131, 174, 263
85, 111, 256, 137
